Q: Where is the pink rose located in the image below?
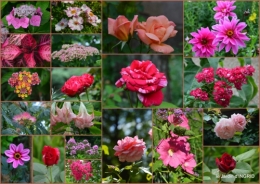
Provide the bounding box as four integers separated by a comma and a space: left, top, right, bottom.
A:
113, 136, 146, 162
214, 118, 236, 139
136, 15, 177, 54
108, 15, 138, 41
231, 113, 247, 132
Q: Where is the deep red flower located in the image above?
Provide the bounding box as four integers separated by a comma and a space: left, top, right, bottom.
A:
216, 153, 236, 173
42, 146, 60, 166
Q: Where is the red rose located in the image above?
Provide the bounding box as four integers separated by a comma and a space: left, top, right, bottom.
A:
115, 60, 167, 107
61, 74, 94, 97
216, 153, 236, 173
42, 146, 60, 166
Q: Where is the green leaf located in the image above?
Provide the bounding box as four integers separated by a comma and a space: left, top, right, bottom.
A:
94, 110, 102, 116
60, 171, 65, 183
203, 115, 211, 121
221, 174, 236, 183
33, 175, 47, 183
235, 149, 256, 162
36, 1, 50, 10
229, 96, 245, 107
33, 163, 47, 175
113, 94, 122, 102
208, 58, 221, 70
40, 11, 50, 26
184, 60, 201, 92
247, 77, 258, 101
232, 162, 252, 174
89, 126, 101, 134
154, 101, 177, 108
124, 165, 132, 170
153, 160, 162, 172
1, 1, 8, 9
139, 167, 152, 175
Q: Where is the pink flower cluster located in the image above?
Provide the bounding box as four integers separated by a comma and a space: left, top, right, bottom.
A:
157, 133, 196, 174
189, 1, 250, 56
6, 5, 42, 29
52, 44, 99, 62
69, 160, 93, 181
51, 102, 95, 130
114, 136, 146, 162
214, 113, 247, 139
13, 112, 36, 126
55, 4, 101, 32
190, 65, 255, 107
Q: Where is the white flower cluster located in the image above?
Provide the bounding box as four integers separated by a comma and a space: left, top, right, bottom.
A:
55, 4, 101, 32
52, 43, 100, 62
14, 5, 37, 17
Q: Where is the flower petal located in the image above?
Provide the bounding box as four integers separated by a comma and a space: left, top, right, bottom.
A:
5, 150, 14, 158
7, 157, 15, 163
150, 43, 174, 54
16, 143, 24, 152
13, 160, 19, 168
21, 155, 30, 161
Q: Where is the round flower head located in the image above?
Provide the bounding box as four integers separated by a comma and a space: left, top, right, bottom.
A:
42, 145, 60, 166
55, 18, 68, 32
231, 113, 247, 132
189, 27, 217, 57
214, 118, 236, 139
212, 17, 250, 55
5, 143, 30, 168
213, 1, 237, 22
114, 136, 146, 162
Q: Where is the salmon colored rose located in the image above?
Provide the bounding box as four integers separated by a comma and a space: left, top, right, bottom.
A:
216, 153, 236, 173
136, 15, 177, 54
108, 15, 138, 41
42, 146, 60, 166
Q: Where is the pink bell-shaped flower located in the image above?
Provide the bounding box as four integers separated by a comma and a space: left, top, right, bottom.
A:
73, 102, 94, 129
53, 102, 76, 125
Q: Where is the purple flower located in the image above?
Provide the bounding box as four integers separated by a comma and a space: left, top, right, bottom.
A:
212, 17, 250, 54
30, 15, 41, 26
67, 138, 76, 145
213, 1, 237, 22
4, 143, 30, 168
93, 145, 98, 150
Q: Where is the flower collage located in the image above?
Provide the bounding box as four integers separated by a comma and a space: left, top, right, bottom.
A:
0, 0, 259, 184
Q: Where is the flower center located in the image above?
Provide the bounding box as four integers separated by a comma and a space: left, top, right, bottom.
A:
227, 30, 234, 37
60, 22, 64, 26
14, 153, 21, 160
168, 149, 174, 157
74, 21, 79, 25
71, 10, 76, 14
222, 8, 227, 13
201, 38, 208, 45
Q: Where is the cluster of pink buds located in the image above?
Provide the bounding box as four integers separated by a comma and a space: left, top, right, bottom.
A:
69, 160, 93, 181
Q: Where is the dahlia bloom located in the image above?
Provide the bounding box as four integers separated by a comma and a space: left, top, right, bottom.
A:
114, 136, 146, 162
73, 102, 95, 129
5, 143, 30, 168
212, 17, 250, 54
213, 1, 237, 21
189, 27, 217, 57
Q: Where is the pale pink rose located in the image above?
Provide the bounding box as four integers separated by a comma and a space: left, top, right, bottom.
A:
114, 136, 146, 162
136, 15, 177, 54
108, 15, 138, 41
214, 118, 236, 139
231, 113, 247, 132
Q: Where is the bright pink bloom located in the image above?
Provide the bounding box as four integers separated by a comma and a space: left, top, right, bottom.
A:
189, 27, 217, 57
13, 112, 36, 125
181, 154, 197, 174
156, 136, 190, 168
190, 88, 209, 101
213, 81, 233, 107
30, 15, 41, 26
195, 67, 215, 83
73, 102, 95, 129
5, 143, 30, 168
168, 114, 190, 130
114, 136, 146, 162
212, 17, 250, 55
214, 118, 236, 139
231, 113, 247, 132
70, 160, 93, 181
213, 1, 237, 21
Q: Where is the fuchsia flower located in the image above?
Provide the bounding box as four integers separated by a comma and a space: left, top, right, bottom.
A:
195, 67, 215, 83
181, 154, 197, 174
114, 136, 146, 162
212, 17, 250, 55
5, 143, 30, 168
213, 1, 237, 21
189, 27, 217, 57
73, 102, 95, 129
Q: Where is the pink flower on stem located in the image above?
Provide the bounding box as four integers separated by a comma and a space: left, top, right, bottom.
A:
114, 136, 146, 162
213, 1, 237, 22
4, 143, 30, 168
212, 17, 250, 55
181, 154, 197, 175
190, 88, 209, 101
214, 118, 236, 139
189, 27, 217, 57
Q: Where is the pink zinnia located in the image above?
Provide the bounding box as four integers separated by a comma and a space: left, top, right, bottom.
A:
114, 136, 146, 162
212, 17, 250, 55
189, 27, 217, 57
213, 1, 237, 22
4, 143, 30, 168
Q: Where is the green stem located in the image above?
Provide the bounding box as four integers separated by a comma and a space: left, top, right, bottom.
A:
126, 90, 133, 107
85, 89, 89, 101
50, 166, 53, 183
188, 134, 202, 140
127, 43, 133, 53
159, 172, 168, 183
218, 172, 222, 183
77, 94, 81, 102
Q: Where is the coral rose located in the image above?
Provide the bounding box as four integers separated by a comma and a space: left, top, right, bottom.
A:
115, 60, 167, 107
42, 146, 60, 166
108, 15, 138, 41
113, 136, 146, 162
214, 118, 236, 139
231, 113, 247, 132
136, 15, 177, 54
216, 153, 236, 173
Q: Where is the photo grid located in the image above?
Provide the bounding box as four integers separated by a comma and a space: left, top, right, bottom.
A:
0, 0, 259, 183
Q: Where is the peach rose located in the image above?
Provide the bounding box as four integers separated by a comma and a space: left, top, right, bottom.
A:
231, 113, 247, 132
108, 15, 138, 41
136, 15, 177, 54
214, 118, 236, 139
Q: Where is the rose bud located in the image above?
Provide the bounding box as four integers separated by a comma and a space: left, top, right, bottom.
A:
216, 153, 236, 173
42, 146, 60, 166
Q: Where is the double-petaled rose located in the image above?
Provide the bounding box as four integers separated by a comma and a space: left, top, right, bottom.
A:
115, 60, 167, 107
216, 153, 236, 173
42, 146, 60, 166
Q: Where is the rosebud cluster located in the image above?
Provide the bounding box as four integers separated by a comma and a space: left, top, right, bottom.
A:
190, 65, 255, 107
8, 71, 41, 99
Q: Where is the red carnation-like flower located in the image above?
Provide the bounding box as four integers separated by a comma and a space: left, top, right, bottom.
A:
42, 146, 60, 166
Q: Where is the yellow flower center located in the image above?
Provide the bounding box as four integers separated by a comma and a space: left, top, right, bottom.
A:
71, 10, 76, 14
168, 149, 174, 157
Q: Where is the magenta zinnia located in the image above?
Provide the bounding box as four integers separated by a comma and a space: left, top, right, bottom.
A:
4, 143, 30, 168
189, 27, 217, 57
213, 1, 237, 22
212, 17, 250, 55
